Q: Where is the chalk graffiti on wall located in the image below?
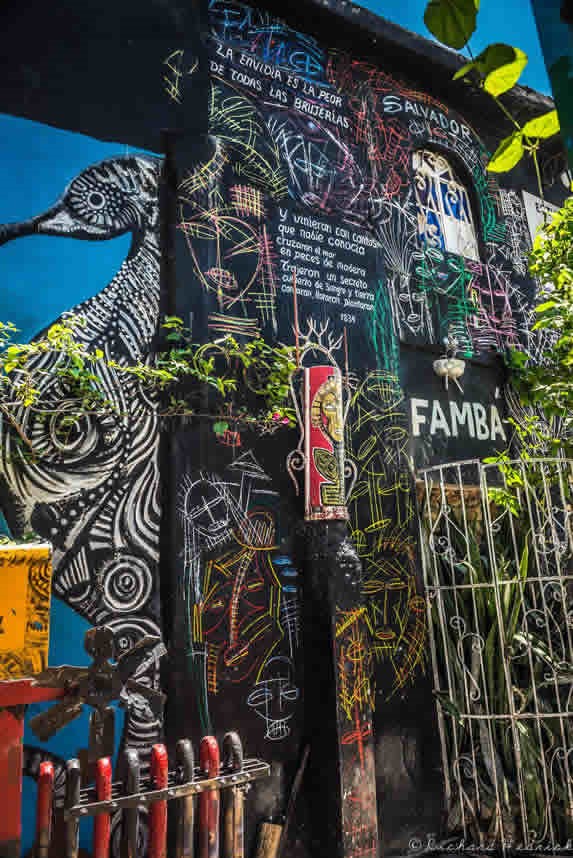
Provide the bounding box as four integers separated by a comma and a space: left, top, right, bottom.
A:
179, 84, 287, 340
179, 451, 301, 738
210, 0, 329, 83
346, 368, 427, 699
191, 0, 539, 720
175, 0, 542, 735
207, 0, 540, 372
327, 53, 535, 360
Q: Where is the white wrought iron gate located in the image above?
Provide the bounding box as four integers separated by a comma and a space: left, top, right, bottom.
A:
419, 459, 572, 851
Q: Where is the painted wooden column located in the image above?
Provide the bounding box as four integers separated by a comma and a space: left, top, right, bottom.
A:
289, 363, 380, 858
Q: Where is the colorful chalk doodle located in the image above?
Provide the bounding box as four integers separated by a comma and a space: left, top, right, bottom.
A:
171, 0, 547, 725
179, 452, 301, 738
204, 0, 540, 365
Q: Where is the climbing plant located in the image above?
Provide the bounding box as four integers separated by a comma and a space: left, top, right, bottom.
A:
423, 0, 559, 193
506, 195, 573, 455
480, 196, 573, 509
0, 314, 297, 455
113, 314, 297, 432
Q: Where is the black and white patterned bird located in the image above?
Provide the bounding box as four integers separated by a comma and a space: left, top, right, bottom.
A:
0, 155, 164, 760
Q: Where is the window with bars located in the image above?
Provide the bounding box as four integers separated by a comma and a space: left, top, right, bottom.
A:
413, 150, 479, 261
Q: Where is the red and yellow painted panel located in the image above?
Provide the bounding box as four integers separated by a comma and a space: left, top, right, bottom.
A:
304, 365, 348, 521
0, 543, 52, 681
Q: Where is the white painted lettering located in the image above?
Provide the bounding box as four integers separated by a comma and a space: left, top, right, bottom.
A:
490, 406, 507, 442
382, 95, 402, 114
411, 399, 429, 437
473, 403, 489, 440
430, 401, 451, 437
450, 401, 475, 438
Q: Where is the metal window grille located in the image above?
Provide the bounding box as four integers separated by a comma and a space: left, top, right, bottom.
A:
413, 150, 479, 261
418, 459, 573, 851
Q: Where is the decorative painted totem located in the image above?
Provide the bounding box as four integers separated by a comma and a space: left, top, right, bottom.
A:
288, 363, 355, 521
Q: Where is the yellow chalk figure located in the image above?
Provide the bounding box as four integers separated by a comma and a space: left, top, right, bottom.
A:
0, 542, 52, 679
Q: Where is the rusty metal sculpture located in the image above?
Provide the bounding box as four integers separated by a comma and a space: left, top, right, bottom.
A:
30, 625, 166, 778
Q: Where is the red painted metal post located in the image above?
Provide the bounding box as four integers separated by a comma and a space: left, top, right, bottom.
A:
199, 736, 220, 858
34, 760, 54, 858
149, 743, 169, 858
93, 757, 112, 858
0, 680, 64, 858
0, 708, 24, 858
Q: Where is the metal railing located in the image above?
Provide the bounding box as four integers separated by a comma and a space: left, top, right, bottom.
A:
418, 458, 573, 852
34, 732, 269, 858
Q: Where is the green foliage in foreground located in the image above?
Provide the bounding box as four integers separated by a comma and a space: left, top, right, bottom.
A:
508, 197, 573, 455
423, 0, 560, 189
0, 314, 298, 453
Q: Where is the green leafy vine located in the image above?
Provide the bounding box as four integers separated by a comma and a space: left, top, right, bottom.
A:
0, 314, 298, 455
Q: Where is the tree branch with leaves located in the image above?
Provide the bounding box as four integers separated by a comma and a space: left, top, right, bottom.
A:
0, 315, 298, 457
424, 0, 560, 194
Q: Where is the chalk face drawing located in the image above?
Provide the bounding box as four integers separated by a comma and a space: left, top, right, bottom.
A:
347, 369, 426, 698
179, 452, 301, 739
246, 654, 300, 740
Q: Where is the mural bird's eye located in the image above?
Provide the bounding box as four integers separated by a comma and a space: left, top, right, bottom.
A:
65, 170, 141, 232
88, 191, 106, 209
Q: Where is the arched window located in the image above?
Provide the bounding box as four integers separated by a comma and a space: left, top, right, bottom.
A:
413, 150, 479, 261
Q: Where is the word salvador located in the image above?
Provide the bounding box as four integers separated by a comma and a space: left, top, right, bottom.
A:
382, 95, 473, 142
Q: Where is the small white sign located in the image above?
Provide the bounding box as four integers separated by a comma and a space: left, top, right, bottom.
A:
522, 190, 558, 244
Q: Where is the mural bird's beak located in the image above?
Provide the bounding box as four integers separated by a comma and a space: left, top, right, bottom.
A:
0, 203, 83, 246
0, 214, 40, 245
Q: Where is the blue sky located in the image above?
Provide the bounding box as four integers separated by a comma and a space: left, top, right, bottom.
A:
354, 0, 550, 94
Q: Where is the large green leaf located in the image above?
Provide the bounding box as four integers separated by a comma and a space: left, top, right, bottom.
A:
522, 109, 560, 139
487, 130, 524, 173
452, 59, 476, 81
424, 0, 479, 50
482, 44, 528, 96
454, 43, 527, 96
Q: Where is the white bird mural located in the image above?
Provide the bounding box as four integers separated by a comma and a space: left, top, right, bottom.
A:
0, 154, 164, 761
